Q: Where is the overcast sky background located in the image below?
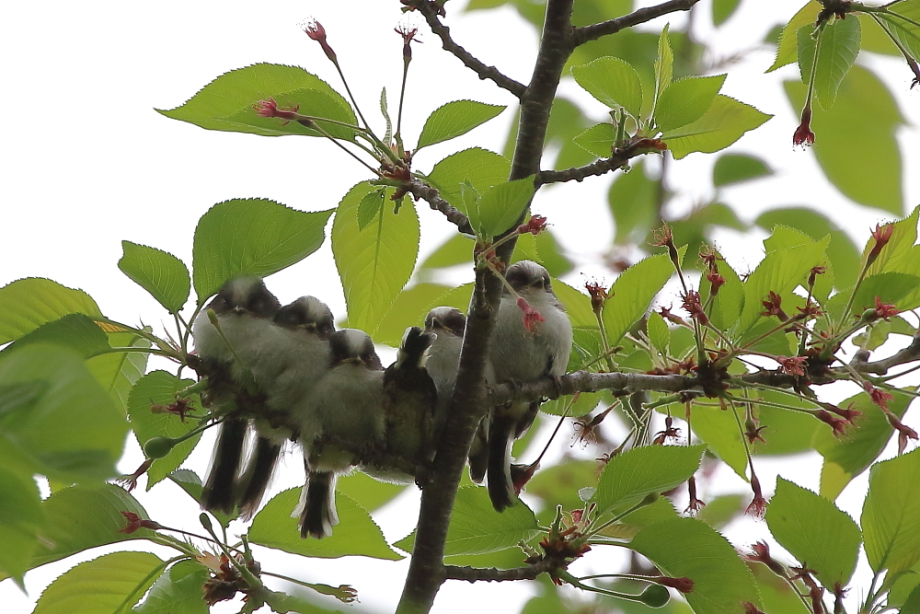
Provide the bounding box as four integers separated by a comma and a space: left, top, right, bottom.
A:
2, 0, 919, 612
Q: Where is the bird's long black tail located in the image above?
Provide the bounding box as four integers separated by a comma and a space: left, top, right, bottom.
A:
301, 471, 338, 539
486, 416, 516, 512
237, 434, 282, 520
202, 417, 247, 515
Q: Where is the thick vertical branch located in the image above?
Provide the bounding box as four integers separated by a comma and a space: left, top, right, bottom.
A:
396, 2, 576, 613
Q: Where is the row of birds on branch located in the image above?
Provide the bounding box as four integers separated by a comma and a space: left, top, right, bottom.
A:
188, 260, 573, 539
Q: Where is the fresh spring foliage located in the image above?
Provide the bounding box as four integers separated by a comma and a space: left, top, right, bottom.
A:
2, 1, 920, 614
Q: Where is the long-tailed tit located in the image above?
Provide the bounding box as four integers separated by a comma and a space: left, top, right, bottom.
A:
422, 307, 495, 482
362, 326, 438, 484
236, 296, 335, 519
297, 328, 385, 538
487, 260, 572, 511
191, 277, 280, 515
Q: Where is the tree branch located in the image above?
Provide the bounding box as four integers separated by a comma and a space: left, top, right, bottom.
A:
404, 0, 527, 97
406, 178, 473, 234
444, 559, 557, 583
850, 334, 920, 375
397, 2, 576, 612
573, 0, 701, 46
536, 151, 632, 186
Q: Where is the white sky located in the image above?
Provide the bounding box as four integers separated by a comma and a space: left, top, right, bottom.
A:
2, 0, 919, 612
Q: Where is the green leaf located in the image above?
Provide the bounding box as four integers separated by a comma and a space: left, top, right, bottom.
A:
126, 371, 202, 489
134, 560, 208, 614
865, 206, 919, 277
0, 467, 44, 585
571, 56, 643, 118
426, 148, 510, 211
87, 330, 150, 413
356, 189, 385, 231
630, 518, 761, 614
736, 234, 829, 336
712, 154, 772, 187
784, 66, 903, 213
380, 87, 393, 146
416, 100, 506, 149
369, 283, 455, 347
768, 1, 822, 72
118, 241, 191, 314
655, 75, 725, 132
0, 278, 101, 345
703, 252, 744, 332
712, 0, 742, 25
250, 488, 401, 560
817, 392, 911, 499
336, 472, 406, 513
601, 253, 673, 344
0, 345, 126, 483
395, 486, 539, 556
653, 25, 673, 115
4, 314, 110, 359
594, 445, 705, 515
608, 161, 657, 245
862, 448, 920, 575
192, 198, 333, 303
691, 404, 748, 480
158, 63, 357, 141
646, 311, 670, 358
798, 17, 861, 110
461, 176, 534, 238
33, 551, 164, 614
28, 485, 155, 573
331, 183, 419, 336
765, 478, 861, 588
661, 95, 771, 159
573, 123, 616, 158
419, 234, 475, 270
878, 1, 920, 60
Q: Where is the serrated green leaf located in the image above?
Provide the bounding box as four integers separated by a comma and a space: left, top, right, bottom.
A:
380, 87, 392, 146
158, 63, 357, 141
595, 445, 705, 515
768, 1, 822, 72
601, 253, 673, 344
134, 560, 208, 614
33, 551, 164, 614
862, 448, 920, 574
864, 206, 919, 277
26, 485, 154, 574
249, 488, 401, 560
417, 100, 506, 149
784, 66, 903, 213
798, 18, 861, 110
4, 314, 110, 359
126, 371, 202, 489
332, 183, 419, 335
463, 176, 534, 238
878, 1, 920, 60
702, 251, 744, 332
818, 392, 912, 499
608, 162, 657, 245
712, 0, 742, 26
395, 486, 539, 556
118, 242, 190, 314
366, 283, 455, 347
571, 56, 643, 118
0, 467, 43, 586
662, 95, 771, 159
691, 404, 748, 480
0, 345, 126, 483
712, 154, 772, 187
0, 278, 101, 345
426, 148, 510, 211
573, 123, 616, 158
655, 75, 726, 132
631, 518, 762, 614
653, 25, 673, 114
335, 472, 406, 513
87, 330, 150, 413
646, 311, 670, 358
419, 234, 475, 270
736, 234, 829, 335
192, 198, 332, 303
356, 189, 385, 231
766, 478, 861, 588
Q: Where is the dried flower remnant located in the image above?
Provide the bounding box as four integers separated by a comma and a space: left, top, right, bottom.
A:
254, 99, 301, 124
814, 409, 850, 438
395, 23, 420, 62
585, 279, 608, 315
652, 416, 680, 445
777, 356, 807, 377
863, 382, 893, 411
745, 475, 766, 517
652, 576, 694, 593
681, 290, 709, 326
872, 297, 899, 321
685, 475, 705, 513
744, 541, 786, 576
517, 214, 548, 236
516, 297, 546, 334
867, 223, 893, 265
793, 106, 815, 148
745, 417, 766, 445
303, 20, 337, 63
117, 510, 162, 534
760, 291, 788, 321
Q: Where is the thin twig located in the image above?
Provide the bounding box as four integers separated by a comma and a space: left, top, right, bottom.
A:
444, 559, 557, 582
574, 0, 702, 46
405, 0, 527, 97
536, 151, 633, 185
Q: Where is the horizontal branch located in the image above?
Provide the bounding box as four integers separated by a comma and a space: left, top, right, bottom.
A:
850, 334, 920, 375
406, 178, 473, 234
574, 0, 701, 46
444, 559, 557, 583
406, 0, 527, 97
535, 153, 631, 186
